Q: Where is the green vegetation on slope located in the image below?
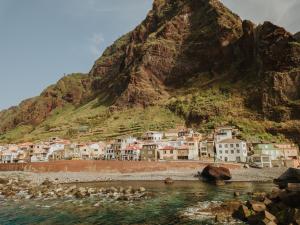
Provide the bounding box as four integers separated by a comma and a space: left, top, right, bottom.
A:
0, 99, 184, 143
167, 88, 287, 143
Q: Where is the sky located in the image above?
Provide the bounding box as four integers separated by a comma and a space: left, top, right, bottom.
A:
0, 0, 300, 110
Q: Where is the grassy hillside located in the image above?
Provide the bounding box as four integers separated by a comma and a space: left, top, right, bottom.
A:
0, 99, 184, 143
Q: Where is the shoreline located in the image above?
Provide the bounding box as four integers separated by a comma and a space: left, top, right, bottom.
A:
0, 167, 286, 184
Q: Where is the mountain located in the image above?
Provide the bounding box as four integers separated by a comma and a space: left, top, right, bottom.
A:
1, 0, 300, 144
294, 32, 300, 41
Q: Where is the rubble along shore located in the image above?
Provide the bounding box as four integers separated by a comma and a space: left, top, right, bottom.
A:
0, 175, 153, 203
0, 167, 287, 184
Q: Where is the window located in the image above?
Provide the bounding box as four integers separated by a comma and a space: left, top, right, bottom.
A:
230, 144, 234, 148
236, 144, 239, 147
219, 144, 222, 148
219, 150, 222, 154
237, 150, 240, 154
164, 151, 166, 154
225, 150, 229, 154
170, 150, 173, 154
231, 150, 234, 154
225, 144, 228, 148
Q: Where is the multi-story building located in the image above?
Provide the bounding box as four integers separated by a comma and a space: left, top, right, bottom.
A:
177, 145, 189, 160
216, 139, 247, 163
143, 131, 163, 142
253, 144, 282, 161
120, 145, 141, 161
159, 146, 177, 161
140, 143, 159, 161
199, 140, 215, 159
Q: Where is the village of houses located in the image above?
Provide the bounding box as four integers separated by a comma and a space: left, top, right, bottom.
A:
0, 127, 299, 169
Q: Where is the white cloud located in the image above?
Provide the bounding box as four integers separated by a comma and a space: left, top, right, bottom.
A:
88, 33, 105, 57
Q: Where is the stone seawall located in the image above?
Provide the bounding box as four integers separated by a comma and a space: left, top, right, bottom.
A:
0, 161, 242, 173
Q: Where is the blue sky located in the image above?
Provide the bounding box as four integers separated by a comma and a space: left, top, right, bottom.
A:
0, 0, 299, 110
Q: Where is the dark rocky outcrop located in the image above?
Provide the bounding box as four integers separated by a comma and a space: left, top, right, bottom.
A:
201, 165, 232, 181
274, 168, 300, 188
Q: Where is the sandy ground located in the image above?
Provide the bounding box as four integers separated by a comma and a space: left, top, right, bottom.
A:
0, 167, 287, 184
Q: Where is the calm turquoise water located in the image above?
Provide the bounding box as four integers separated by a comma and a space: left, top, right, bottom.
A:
0, 181, 275, 225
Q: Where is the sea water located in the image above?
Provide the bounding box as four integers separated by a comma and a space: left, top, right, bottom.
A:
0, 181, 275, 225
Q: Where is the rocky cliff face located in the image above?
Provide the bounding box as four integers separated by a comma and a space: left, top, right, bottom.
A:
0, 74, 92, 133
90, 0, 243, 107
1, 0, 300, 141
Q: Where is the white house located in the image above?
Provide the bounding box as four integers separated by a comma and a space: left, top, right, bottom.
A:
105, 145, 116, 160
87, 142, 105, 160
214, 127, 234, 142
215, 139, 247, 163
46, 143, 65, 161
185, 137, 200, 160
143, 131, 163, 142
1, 150, 18, 163
120, 145, 141, 161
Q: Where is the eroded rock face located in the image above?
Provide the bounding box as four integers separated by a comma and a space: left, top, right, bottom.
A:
89, 0, 243, 107
0, 74, 92, 133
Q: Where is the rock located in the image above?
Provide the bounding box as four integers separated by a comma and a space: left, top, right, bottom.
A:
164, 177, 174, 185
278, 190, 300, 208
201, 165, 231, 181
234, 192, 240, 197
274, 168, 300, 189
263, 198, 273, 206
41, 179, 53, 187
294, 209, 300, 225
247, 210, 277, 225
246, 201, 267, 213
125, 186, 134, 194
139, 187, 146, 192
244, 164, 250, 169
94, 202, 101, 207
0, 178, 9, 184
234, 205, 251, 221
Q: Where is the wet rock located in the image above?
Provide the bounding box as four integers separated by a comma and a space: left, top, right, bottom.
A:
94, 202, 101, 207
246, 201, 266, 213
164, 177, 174, 184
201, 165, 232, 182
234, 192, 240, 197
247, 210, 277, 225
234, 205, 251, 221
263, 198, 272, 206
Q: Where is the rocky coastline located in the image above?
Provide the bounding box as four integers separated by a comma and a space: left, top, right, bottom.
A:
0, 176, 152, 203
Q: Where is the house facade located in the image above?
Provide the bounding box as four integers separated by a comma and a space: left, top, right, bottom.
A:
140, 143, 159, 161
143, 131, 163, 142
120, 145, 140, 161
253, 144, 282, 161
159, 146, 177, 161
216, 139, 247, 162
177, 145, 189, 160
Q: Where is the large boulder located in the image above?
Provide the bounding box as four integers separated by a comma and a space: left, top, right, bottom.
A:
201, 165, 232, 181
274, 168, 300, 188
